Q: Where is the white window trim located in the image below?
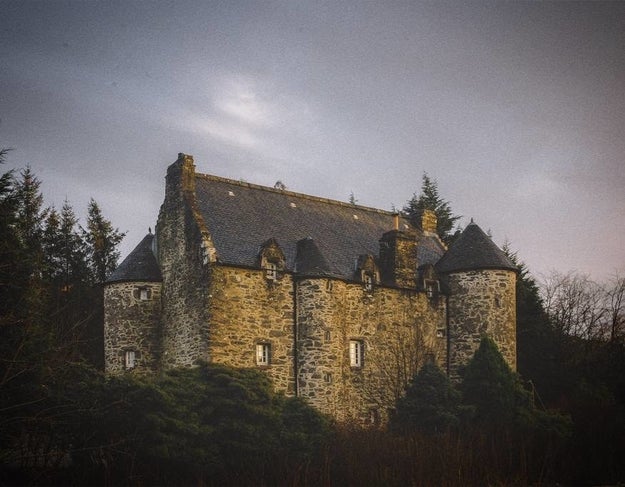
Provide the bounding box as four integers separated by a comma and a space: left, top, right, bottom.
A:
125, 350, 136, 369
349, 340, 364, 367
256, 343, 270, 366
266, 262, 277, 280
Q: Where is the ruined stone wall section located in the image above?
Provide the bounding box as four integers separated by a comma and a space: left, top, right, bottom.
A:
103, 281, 161, 375
156, 158, 212, 368
447, 269, 516, 379
296, 278, 447, 424
207, 266, 296, 394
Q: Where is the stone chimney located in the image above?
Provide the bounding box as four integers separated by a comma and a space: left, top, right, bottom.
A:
419, 209, 437, 234
166, 153, 196, 197
379, 214, 417, 288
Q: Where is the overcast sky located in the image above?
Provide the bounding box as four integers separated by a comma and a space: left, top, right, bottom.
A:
1, 1, 623, 282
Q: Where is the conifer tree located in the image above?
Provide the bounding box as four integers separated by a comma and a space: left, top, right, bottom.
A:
403, 172, 461, 245
390, 362, 460, 434
82, 199, 125, 284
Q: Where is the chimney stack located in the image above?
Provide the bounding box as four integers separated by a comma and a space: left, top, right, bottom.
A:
420, 209, 438, 234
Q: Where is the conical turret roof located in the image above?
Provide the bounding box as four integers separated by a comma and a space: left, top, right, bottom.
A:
107, 233, 162, 283
435, 221, 516, 274
295, 237, 336, 277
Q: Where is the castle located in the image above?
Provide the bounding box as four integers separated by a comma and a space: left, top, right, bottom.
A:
104, 154, 517, 423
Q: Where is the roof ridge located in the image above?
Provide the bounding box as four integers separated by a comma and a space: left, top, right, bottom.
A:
194, 171, 400, 217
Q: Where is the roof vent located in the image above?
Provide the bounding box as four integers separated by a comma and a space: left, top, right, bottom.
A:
228, 191, 235, 196
290, 202, 297, 208
353, 214, 359, 220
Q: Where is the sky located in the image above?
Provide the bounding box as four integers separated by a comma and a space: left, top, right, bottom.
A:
1, 0, 624, 282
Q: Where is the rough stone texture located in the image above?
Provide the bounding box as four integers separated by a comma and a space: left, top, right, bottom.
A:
207, 266, 296, 394
103, 281, 161, 374
156, 155, 213, 368
446, 269, 517, 379
296, 278, 447, 423
103, 154, 518, 425
379, 230, 418, 288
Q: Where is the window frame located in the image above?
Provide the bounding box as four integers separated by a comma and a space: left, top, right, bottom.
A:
265, 261, 277, 281
124, 350, 136, 369
349, 340, 364, 368
256, 343, 271, 366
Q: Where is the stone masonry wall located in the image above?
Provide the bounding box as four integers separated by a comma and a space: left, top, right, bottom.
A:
104, 281, 161, 374
157, 157, 212, 368
207, 266, 296, 394
296, 278, 447, 424
447, 269, 516, 379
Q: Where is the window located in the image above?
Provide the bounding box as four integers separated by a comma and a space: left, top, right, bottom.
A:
425, 280, 439, 298
125, 350, 136, 369
349, 340, 364, 367
256, 343, 270, 366
266, 262, 277, 280
323, 372, 333, 384
139, 288, 149, 301
363, 273, 373, 293
436, 328, 446, 338
324, 330, 331, 342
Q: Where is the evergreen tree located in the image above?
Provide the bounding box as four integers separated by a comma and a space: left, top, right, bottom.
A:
403, 172, 461, 244
390, 362, 460, 434
460, 336, 520, 425
82, 199, 125, 284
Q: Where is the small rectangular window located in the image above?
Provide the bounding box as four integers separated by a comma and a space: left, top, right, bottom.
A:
266, 262, 277, 280
256, 343, 270, 366
125, 350, 136, 369
425, 280, 440, 298
139, 288, 149, 301
323, 372, 333, 383
364, 274, 373, 293
349, 340, 364, 367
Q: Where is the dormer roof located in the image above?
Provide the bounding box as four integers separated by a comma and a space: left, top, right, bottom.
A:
106, 233, 162, 283
435, 221, 516, 274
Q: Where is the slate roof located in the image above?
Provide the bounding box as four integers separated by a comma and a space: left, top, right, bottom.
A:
435, 222, 517, 274
107, 233, 162, 283
193, 174, 446, 280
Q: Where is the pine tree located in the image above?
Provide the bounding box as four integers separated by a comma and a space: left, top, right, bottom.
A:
403, 172, 461, 245
82, 199, 125, 284
390, 362, 460, 434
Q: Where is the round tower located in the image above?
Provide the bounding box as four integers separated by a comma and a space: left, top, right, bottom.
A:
104, 232, 162, 375
436, 221, 517, 379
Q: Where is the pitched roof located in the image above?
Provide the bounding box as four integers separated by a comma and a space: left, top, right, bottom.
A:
193, 174, 446, 279
107, 233, 162, 283
435, 222, 517, 274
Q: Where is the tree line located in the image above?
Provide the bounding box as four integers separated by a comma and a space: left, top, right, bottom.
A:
2, 153, 624, 485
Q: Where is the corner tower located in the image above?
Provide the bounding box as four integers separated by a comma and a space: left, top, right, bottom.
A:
436, 221, 517, 379
104, 233, 162, 375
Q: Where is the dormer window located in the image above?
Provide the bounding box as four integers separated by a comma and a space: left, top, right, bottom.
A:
139, 288, 149, 301
258, 238, 286, 282
356, 254, 379, 293
424, 279, 440, 299
363, 273, 374, 293
266, 261, 277, 280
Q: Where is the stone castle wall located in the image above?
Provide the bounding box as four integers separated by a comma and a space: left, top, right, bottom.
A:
207, 266, 296, 394
446, 269, 516, 379
296, 278, 447, 423
103, 281, 162, 374
157, 157, 212, 368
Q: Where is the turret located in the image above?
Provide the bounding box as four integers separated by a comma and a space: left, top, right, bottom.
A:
436, 221, 517, 379
104, 232, 162, 375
